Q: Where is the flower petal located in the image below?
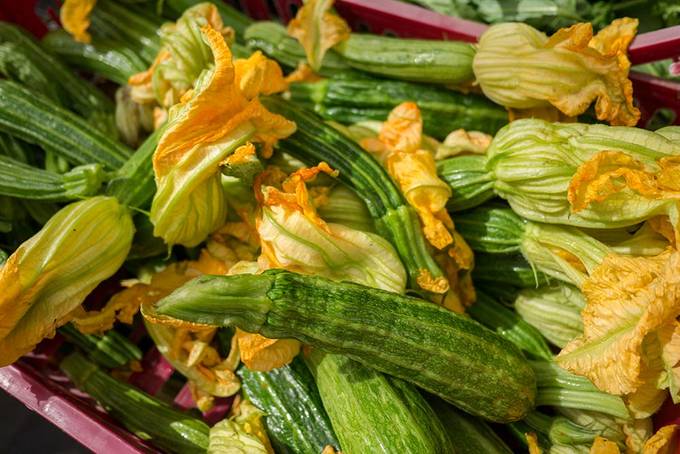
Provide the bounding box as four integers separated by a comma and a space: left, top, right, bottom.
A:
590, 437, 621, 454
60, 0, 96, 44
642, 425, 679, 454
235, 329, 300, 372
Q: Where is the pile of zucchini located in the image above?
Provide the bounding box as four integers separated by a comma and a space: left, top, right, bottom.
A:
0, 0, 674, 453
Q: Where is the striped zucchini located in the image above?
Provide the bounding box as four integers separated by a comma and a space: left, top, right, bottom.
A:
153, 270, 537, 422
61, 352, 209, 453
238, 357, 340, 454
0, 22, 114, 127
305, 351, 454, 454
289, 74, 507, 138
42, 30, 147, 85
165, 0, 253, 39
59, 324, 142, 369
467, 291, 553, 360
245, 22, 352, 76
335, 34, 475, 84
456, 203, 525, 254
473, 253, 551, 288
436, 155, 495, 212
0, 81, 131, 170
0, 155, 103, 201
262, 96, 445, 292
0, 247, 6, 265
425, 394, 513, 454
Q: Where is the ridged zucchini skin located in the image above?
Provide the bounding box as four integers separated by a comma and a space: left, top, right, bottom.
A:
0, 155, 103, 201
238, 357, 340, 454
0, 81, 131, 170
456, 204, 525, 253
262, 96, 445, 291
245, 22, 351, 76
436, 155, 495, 212
59, 324, 142, 369
425, 394, 513, 454
467, 291, 553, 360
305, 351, 454, 454
155, 270, 537, 423
165, 0, 252, 39
473, 253, 551, 288
336, 34, 475, 84
60, 352, 209, 454
42, 30, 147, 85
289, 74, 507, 138
0, 22, 114, 124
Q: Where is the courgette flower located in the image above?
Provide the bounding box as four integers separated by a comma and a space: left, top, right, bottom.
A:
590, 437, 620, 453
287, 0, 350, 72
149, 25, 295, 247
128, 3, 235, 108
0, 196, 133, 366
209, 401, 272, 453
473, 19, 640, 126
557, 250, 680, 413
60, 0, 96, 44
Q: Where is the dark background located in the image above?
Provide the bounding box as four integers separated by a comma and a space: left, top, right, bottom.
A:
0, 391, 87, 454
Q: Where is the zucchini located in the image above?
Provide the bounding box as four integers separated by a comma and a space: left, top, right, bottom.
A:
436, 155, 495, 212
467, 291, 553, 360
238, 356, 340, 454
473, 253, 551, 288
288, 74, 508, 138
154, 269, 537, 422
0, 247, 6, 265
106, 126, 164, 208
89, 0, 162, 64
424, 394, 513, 454
0, 22, 114, 127
165, 0, 253, 39
59, 323, 142, 369
0, 42, 61, 104
0, 155, 103, 201
0, 81, 131, 170
456, 203, 525, 254
335, 34, 475, 84
305, 351, 454, 454
0, 132, 33, 164
245, 22, 352, 76
42, 30, 147, 85
60, 352, 209, 453
262, 96, 445, 292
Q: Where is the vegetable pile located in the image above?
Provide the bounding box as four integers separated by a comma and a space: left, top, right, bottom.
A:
1, 0, 679, 452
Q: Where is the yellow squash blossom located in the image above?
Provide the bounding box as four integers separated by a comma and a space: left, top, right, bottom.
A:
557, 250, 680, 407
0, 196, 134, 366
149, 25, 295, 247
287, 0, 350, 72
590, 437, 620, 454
473, 19, 640, 126
208, 401, 272, 454
60, 0, 96, 43
235, 329, 300, 372
434, 129, 492, 160
643, 425, 679, 454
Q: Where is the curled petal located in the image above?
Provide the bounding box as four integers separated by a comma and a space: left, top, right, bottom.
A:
236, 329, 300, 372
590, 437, 621, 454
379, 102, 422, 154
434, 129, 492, 160
643, 425, 679, 454
234, 51, 288, 100
60, 0, 96, 44
287, 0, 350, 72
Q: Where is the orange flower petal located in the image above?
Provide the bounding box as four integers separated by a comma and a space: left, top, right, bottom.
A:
60, 0, 96, 44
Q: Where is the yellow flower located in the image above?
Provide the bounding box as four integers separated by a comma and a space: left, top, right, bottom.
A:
590, 437, 620, 454
525, 432, 541, 454
0, 197, 134, 366
150, 25, 295, 247
60, 0, 96, 44
474, 19, 640, 126
642, 425, 678, 454
557, 250, 680, 402
287, 0, 350, 72
235, 329, 300, 372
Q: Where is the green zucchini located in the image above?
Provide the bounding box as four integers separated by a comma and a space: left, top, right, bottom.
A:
0, 22, 114, 128
106, 126, 164, 208
61, 352, 209, 453
0, 247, 6, 265
436, 155, 495, 212
0, 155, 103, 201
59, 323, 142, 369
424, 394, 513, 454
335, 34, 475, 84
456, 203, 525, 254
89, 0, 162, 64
245, 22, 352, 76
42, 30, 147, 85
0, 80, 131, 170
238, 357, 339, 454
165, 0, 253, 39
262, 96, 445, 292
20, 200, 58, 225
473, 253, 551, 288
467, 291, 553, 360
154, 269, 537, 422
0, 132, 33, 164
305, 351, 454, 454
0, 42, 61, 103
289, 74, 507, 138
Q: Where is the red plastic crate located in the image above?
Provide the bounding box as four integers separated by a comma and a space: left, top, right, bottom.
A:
1, 1, 680, 452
